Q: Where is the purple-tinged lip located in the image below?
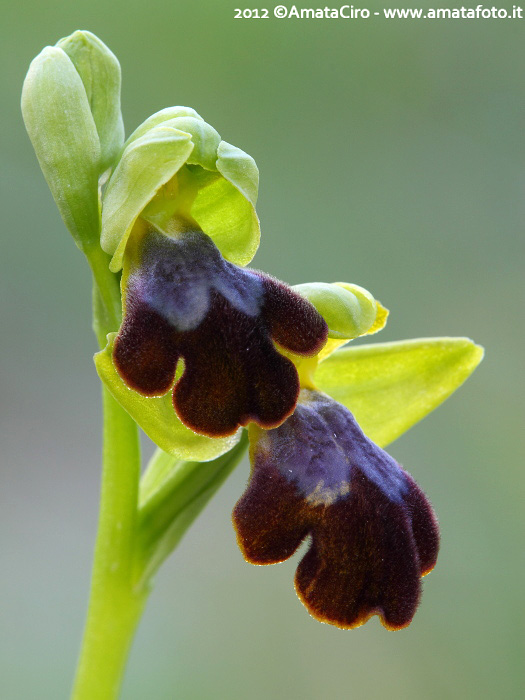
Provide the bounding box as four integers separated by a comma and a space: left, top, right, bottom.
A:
113, 230, 328, 437
233, 389, 439, 629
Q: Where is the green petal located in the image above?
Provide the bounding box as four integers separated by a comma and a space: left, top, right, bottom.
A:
314, 337, 484, 447
184, 140, 260, 266
131, 116, 221, 170
167, 117, 221, 170
190, 167, 260, 266
123, 106, 204, 149
101, 117, 260, 268
100, 126, 194, 271
56, 30, 124, 171
95, 334, 241, 461
21, 46, 101, 250
216, 140, 259, 209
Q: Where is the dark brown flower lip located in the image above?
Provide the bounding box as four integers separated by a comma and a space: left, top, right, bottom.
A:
113, 229, 328, 437
233, 389, 440, 630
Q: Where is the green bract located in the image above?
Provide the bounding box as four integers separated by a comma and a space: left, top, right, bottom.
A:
314, 337, 484, 447
56, 30, 124, 172
21, 45, 101, 250
100, 109, 260, 272
136, 432, 249, 582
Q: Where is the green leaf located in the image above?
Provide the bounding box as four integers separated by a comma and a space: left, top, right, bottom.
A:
100, 126, 194, 271
135, 433, 248, 584
56, 30, 124, 171
95, 334, 241, 461
21, 46, 101, 250
314, 337, 484, 447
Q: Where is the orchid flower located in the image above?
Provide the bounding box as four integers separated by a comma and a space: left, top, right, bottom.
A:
22, 30, 483, 700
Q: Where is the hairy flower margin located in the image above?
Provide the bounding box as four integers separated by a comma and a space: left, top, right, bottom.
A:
22, 30, 483, 635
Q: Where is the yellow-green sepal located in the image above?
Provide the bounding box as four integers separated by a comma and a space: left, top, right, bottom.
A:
216, 141, 259, 209
191, 140, 260, 266
56, 30, 124, 172
21, 46, 101, 250
101, 126, 194, 271
95, 334, 242, 461
102, 109, 260, 270
314, 337, 484, 447
125, 114, 258, 211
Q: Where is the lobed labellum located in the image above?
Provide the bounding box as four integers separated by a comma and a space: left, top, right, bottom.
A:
113, 230, 328, 437
233, 390, 439, 630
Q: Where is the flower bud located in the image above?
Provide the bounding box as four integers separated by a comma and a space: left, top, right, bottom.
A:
100, 110, 260, 272
56, 30, 124, 172
293, 281, 388, 340
22, 45, 101, 249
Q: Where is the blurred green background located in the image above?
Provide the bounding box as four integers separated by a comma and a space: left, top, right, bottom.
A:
2, 1, 524, 698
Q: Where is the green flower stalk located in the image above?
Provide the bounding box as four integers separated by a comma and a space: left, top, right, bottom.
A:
22, 29, 483, 699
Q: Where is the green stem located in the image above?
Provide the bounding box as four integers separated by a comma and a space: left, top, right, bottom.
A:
72, 241, 249, 699
71, 387, 144, 700
71, 248, 144, 700
85, 244, 122, 340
